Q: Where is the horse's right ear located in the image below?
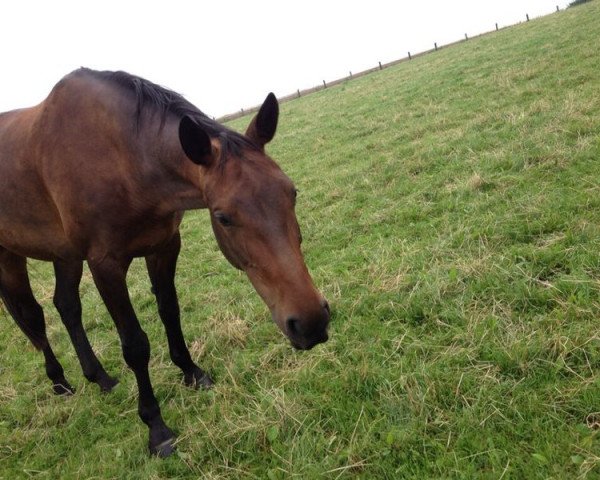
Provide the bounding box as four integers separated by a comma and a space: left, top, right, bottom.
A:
178, 116, 213, 166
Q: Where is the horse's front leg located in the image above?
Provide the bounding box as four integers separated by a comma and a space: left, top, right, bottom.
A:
88, 255, 175, 457
145, 233, 213, 389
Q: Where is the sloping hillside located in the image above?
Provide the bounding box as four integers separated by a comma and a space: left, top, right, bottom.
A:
1, 2, 599, 478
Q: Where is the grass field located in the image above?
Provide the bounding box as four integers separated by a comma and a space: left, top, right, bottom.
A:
1, 3, 599, 479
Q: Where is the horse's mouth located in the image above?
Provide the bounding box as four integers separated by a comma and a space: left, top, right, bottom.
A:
290, 332, 329, 351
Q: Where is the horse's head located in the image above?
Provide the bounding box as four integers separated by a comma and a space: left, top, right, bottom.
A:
178, 94, 329, 350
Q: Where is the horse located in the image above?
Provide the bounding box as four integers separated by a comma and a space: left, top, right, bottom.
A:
0, 68, 330, 457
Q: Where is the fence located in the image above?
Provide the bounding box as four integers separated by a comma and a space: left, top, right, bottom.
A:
217, 7, 563, 123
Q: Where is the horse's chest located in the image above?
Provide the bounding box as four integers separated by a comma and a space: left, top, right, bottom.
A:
119, 214, 183, 258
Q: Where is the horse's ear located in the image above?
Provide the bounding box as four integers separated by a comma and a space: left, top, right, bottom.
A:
245, 92, 279, 148
179, 116, 213, 166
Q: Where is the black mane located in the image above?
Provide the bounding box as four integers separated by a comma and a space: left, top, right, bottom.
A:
81, 68, 258, 155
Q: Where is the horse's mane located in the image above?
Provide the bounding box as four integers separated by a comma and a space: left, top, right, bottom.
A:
79, 68, 258, 156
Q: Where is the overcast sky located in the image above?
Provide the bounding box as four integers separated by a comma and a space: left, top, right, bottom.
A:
0, 1, 568, 118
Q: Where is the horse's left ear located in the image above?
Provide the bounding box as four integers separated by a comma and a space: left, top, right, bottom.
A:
179, 116, 214, 167
245, 93, 279, 148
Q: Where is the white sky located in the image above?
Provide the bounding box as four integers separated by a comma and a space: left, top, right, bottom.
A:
0, 1, 568, 118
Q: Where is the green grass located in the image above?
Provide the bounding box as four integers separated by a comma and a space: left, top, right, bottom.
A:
1, 3, 600, 478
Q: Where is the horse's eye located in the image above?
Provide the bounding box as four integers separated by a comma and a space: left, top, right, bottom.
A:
214, 212, 233, 227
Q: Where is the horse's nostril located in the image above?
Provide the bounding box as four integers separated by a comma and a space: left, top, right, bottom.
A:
286, 317, 300, 336
322, 300, 330, 316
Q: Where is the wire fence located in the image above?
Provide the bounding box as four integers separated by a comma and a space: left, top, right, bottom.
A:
217, 6, 563, 123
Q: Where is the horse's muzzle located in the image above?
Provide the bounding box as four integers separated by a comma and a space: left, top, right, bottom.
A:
286, 300, 330, 350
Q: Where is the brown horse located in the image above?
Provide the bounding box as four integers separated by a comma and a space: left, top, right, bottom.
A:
0, 68, 329, 456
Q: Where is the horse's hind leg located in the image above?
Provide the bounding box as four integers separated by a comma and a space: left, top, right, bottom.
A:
53, 259, 118, 392
0, 249, 74, 395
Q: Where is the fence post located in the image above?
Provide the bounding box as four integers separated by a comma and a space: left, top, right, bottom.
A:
556, 5, 559, 11
465, 33, 468, 40
323, 80, 327, 88
526, 13, 530, 21
297, 89, 300, 98
408, 51, 412, 60
496, 23, 499, 31
349, 71, 353, 78
378, 61, 382, 70
434, 42, 438, 51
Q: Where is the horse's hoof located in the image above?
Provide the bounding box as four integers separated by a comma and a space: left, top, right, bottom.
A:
149, 437, 176, 458
53, 382, 75, 396
98, 374, 119, 393
184, 368, 214, 389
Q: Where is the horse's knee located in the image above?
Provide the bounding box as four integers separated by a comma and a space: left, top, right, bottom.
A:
122, 329, 150, 370
53, 293, 82, 325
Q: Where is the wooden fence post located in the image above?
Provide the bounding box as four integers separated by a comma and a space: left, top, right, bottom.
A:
217, 10, 554, 119
556, 5, 560, 11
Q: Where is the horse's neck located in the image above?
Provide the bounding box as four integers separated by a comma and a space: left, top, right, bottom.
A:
139, 121, 208, 214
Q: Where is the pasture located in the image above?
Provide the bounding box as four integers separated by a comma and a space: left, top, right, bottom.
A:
1, 2, 599, 478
